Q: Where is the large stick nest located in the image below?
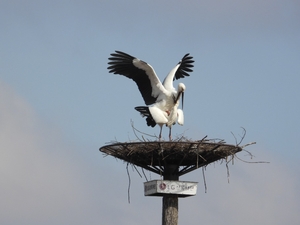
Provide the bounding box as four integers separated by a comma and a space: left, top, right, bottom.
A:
100, 138, 242, 176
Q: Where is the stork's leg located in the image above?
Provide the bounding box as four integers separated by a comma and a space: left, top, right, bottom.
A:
169, 127, 172, 141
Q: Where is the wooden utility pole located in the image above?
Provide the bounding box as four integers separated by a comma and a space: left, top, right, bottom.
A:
162, 164, 179, 225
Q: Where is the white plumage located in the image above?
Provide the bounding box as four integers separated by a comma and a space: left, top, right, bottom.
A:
107, 51, 194, 140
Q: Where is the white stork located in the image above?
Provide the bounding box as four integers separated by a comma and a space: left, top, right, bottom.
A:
107, 51, 194, 140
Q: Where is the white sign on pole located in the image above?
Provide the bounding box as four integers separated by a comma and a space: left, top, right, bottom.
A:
144, 180, 198, 197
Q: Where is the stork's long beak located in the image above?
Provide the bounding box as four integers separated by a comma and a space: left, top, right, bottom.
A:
175, 91, 184, 109
182, 92, 184, 110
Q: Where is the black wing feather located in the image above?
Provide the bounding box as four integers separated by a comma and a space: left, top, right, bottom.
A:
107, 51, 157, 105
174, 53, 194, 80
135, 106, 156, 127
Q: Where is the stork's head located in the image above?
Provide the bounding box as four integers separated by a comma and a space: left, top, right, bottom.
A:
178, 83, 186, 93
176, 83, 186, 109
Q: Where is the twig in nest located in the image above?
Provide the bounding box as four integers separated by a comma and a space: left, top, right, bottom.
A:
226, 156, 233, 183
174, 129, 189, 141
126, 163, 131, 204
126, 163, 151, 204
234, 154, 270, 164
241, 142, 256, 149
234, 141, 268, 163
202, 166, 207, 193
130, 120, 157, 141
132, 164, 143, 178
231, 127, 246, 146
242, 145, 256, 160
142, 168, 148, 182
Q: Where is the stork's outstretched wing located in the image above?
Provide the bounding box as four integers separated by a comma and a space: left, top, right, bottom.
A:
174, 53, 194, 80
162, 53, 194, 91
107, 51, 165, 105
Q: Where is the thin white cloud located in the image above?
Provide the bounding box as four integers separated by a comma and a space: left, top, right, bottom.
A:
0, 81, 88, 224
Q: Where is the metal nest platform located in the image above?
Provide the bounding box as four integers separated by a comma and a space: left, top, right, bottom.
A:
100, 139, 242, 176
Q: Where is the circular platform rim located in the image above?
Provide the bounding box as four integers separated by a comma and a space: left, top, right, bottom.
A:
100, 140, 242, 176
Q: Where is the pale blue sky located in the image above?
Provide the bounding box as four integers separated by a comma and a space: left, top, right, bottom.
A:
1, 1, 300, 224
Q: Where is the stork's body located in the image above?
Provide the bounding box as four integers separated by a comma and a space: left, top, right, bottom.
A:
107, 51, 194, 140
135, 98, 184, 140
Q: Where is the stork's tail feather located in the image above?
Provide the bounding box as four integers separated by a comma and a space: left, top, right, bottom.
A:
135, 106, 156, 127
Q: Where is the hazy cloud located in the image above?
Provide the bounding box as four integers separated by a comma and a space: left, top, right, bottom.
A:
0, 81, 87, 224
